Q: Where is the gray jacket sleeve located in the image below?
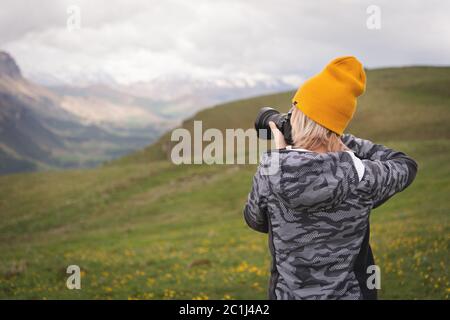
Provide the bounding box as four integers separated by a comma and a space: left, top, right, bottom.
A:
244, 166, 269, 233
341, 134, 418, 208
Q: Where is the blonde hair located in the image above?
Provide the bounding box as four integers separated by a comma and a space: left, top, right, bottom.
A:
290, 105, 349, 152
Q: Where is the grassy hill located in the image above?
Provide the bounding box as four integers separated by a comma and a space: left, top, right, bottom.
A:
0, 67, 449, 299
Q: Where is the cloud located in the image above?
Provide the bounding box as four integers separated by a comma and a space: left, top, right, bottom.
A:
1, 0, 450, 85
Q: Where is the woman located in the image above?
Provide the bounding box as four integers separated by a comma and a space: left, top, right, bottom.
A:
244, 56, 418, 300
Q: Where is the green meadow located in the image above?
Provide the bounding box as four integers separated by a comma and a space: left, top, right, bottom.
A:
0, 67, 449, 299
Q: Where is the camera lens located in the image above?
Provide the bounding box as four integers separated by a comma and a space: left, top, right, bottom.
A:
255, 107, 283, 139
255, 107, 293, 145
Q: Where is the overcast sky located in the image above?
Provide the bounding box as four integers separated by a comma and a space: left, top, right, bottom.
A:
1, 0, 449, 86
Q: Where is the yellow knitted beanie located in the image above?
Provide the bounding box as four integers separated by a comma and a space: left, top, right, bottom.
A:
292, 56, 366, 135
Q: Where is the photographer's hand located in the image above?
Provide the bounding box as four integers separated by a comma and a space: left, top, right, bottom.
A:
269, 121, 287, 149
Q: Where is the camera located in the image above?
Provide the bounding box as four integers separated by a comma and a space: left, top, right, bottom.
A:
254, 107, 293, 145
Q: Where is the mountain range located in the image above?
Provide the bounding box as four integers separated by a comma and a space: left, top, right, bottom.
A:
0, 51, 170, 174
0, 51, 293, 174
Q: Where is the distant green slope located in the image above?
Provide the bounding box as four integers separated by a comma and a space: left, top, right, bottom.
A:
0, 67, 449, 300
119, 66, 450, 165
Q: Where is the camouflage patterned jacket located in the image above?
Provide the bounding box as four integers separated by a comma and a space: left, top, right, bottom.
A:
244, 134, 418, 300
